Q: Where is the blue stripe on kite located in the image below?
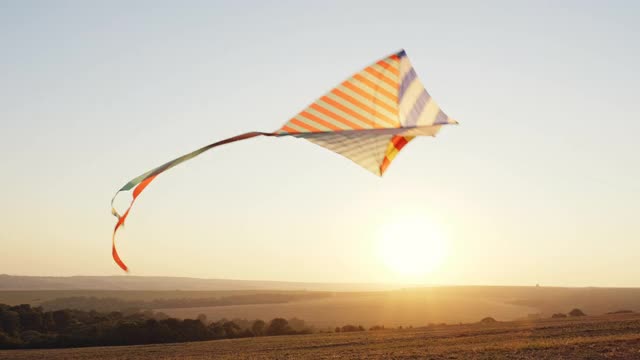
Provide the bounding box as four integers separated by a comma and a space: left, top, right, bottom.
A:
405, 89, 431, 126
398, 68, 417, 102
434, 109, 448, 125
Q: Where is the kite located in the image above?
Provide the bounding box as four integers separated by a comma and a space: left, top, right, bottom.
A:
110, 49, 458, 272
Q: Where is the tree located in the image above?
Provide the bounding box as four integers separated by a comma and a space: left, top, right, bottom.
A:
207, 321, 226, 339
20, 311, 43, 331
41, 312, 55, 331
0, 311, 20, 335
222, 321, 241, 338
52, 310, 72, 330
266, 318, 290, 336
569, 308, 586, 317
197, 314, 208, 325
251, 320, 266, 336
144, 319, 172, 343
551, 313, 567, 318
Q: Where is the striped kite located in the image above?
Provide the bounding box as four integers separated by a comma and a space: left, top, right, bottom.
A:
111, 49, 458, 271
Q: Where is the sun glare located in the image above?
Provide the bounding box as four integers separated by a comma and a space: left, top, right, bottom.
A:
377, 216, 448, 279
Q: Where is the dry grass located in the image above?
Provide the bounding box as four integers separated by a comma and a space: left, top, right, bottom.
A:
4, 313, 640, 359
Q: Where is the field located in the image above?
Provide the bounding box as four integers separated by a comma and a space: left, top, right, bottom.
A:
3, 313, 640, 359
6, 286, 640, 329
156, 286, 640, 329
158, 290, 536, 329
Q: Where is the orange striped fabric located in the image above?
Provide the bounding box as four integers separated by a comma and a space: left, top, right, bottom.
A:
277, 53, 402, 135
275, 50, 454, 176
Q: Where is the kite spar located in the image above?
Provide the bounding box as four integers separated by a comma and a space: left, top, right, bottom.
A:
110, 49, 458, 271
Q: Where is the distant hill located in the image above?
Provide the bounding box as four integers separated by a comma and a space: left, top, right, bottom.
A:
4, 275, 640, 328
0, 274, 394, 292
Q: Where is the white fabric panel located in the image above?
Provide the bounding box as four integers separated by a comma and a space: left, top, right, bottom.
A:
296, 132, 393, 175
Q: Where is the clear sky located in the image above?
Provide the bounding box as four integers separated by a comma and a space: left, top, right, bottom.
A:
1, 0, 638, 286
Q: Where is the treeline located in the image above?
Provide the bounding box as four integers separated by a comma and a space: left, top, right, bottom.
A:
40, 293, 330, 313
0, 303, 312, 349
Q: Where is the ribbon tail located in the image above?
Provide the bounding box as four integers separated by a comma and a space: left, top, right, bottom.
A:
110, 131, 274, 272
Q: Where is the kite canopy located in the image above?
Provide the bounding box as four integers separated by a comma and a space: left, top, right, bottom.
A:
277, 50, 457, 175
110, 49, 458, 272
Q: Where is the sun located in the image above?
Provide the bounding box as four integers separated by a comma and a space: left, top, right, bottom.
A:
376, 216, 448, 279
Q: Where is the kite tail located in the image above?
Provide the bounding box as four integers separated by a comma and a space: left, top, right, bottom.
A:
110, 131, 274, 272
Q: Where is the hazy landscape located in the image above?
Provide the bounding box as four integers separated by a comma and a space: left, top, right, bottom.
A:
4, 276, 640, 358
6, 275, 640, 328
4, 312, 640, 359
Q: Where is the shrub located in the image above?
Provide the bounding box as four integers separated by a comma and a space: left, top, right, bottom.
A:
569, 308, 586, 317
480, 317, 497, 324
340, 324, 365, 332
607, 310, 633, 314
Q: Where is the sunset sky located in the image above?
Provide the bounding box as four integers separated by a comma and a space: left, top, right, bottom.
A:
1, 1, 638, 286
